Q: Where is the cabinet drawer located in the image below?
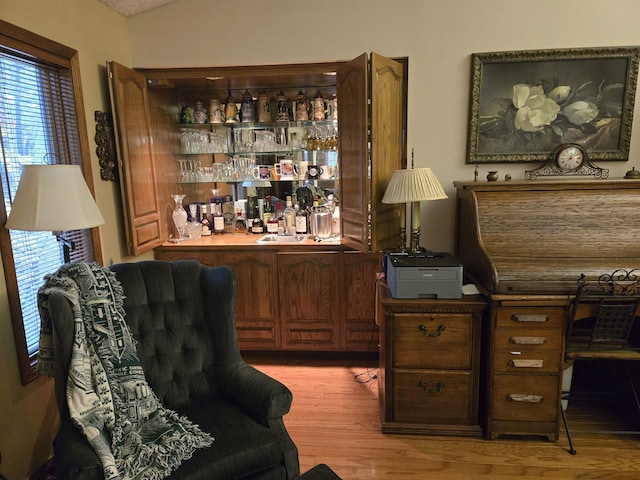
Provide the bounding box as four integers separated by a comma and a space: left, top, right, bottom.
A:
493, 329, 563, 374
496, 307, 565, 329
394, 370, 472, 424
492, 374, 559, 422
394, 313, 472, 369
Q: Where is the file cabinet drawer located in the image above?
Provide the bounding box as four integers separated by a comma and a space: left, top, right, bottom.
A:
492, 374, 559, 423
394, 313, 473, 369
394, 370, 472, 424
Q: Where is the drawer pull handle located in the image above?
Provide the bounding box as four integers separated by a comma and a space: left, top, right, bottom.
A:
508, 394, 543, 403
510, 359, 544, 368
418, 324, 445, 337
510, 336, 546, 345
511, 314, 548, 323
419, 380, 445, 393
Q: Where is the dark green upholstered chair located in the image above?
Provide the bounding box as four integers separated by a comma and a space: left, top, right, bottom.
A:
48, 259, 299, 479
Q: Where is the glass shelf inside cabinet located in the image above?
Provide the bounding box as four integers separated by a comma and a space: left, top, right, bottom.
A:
179, 126, 228, 155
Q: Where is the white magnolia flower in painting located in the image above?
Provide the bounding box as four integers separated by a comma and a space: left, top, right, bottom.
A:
512, 84, 561, 132
562, 100, 599, 125
547, 85, 571, 103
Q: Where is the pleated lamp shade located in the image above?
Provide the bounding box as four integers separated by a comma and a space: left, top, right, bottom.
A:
5, 164, 105, 232
382, 167, 447, 253
382, 168, 448, 204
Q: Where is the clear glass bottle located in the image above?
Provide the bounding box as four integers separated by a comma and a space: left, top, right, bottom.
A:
284, 196, 295, 235
222, 195, 235, 233
171, 194, 188, 241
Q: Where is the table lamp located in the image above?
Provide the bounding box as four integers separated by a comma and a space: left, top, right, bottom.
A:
382, 154, 447, 253
5, 164, 105, 263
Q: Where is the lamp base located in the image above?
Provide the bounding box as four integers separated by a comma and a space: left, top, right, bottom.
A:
409, 227, 424, 254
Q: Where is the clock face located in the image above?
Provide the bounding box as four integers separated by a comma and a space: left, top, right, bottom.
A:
556, 144, 585, 171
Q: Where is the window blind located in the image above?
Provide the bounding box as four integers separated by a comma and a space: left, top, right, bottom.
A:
0, 48, 95, 361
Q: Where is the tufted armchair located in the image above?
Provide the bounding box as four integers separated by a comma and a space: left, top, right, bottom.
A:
47, 259, 299, 480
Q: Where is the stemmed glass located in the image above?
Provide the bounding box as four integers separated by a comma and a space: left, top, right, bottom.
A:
171, 194, 188, 241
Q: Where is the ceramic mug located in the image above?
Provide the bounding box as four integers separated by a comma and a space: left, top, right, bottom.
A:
307, 165, 324, 180
320, 165, 334, 180
297, 160, 309, 180
276, 159, 298, 180
252, 165, 271, 180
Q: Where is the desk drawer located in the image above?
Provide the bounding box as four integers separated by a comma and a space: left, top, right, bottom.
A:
493, 329, 563, 374
492, 374, 559, 422
394, 370, 472, 423
496, 307, 565, 329
394, 313, 472, 369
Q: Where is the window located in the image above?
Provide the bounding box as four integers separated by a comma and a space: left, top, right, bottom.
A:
0, 20, 101, 384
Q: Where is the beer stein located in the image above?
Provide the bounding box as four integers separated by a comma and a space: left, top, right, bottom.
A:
257, 90, 272, 123
225, 94, 239, 123
313, 90, 328, 121
240, 89, 256, 122
209, 99, 225, 123
295, 90, 310, 121
275, 91, 290, 122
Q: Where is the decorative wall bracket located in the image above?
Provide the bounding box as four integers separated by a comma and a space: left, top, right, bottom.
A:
94, 110, 118, 182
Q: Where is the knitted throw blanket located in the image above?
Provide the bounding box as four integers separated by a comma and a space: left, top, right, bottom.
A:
37, 262, 213, 480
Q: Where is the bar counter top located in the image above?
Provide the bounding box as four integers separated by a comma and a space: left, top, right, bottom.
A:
159, 233, 344, 251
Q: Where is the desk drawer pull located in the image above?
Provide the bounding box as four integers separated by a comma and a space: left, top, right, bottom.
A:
510, 336, 546, 345
419, 380, 445, 393
508, 394, 543, 403
418, 324, 445, 337
511, 314, 548, 323
510, 359, 544, 368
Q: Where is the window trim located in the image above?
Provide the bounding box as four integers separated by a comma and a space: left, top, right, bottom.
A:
0, 19, 102, 384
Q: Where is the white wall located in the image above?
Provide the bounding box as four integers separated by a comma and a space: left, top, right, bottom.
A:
127, 0, 640, 251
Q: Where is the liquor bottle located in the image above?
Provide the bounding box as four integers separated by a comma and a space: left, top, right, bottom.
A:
233, 209, 248, 235
212, 199, 224, 234
263, 195, 273, 225
283, 196, 295, 235
266, 214, 279, 234
246, 195, 256, 230
200, 203, 211, 236
251, 204, 265, 234
222, 195, 235, 234
295, 203, 308, 234
275, 201, 285, 235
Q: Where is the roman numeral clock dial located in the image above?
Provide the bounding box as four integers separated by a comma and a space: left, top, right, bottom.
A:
525, 143, 609, 179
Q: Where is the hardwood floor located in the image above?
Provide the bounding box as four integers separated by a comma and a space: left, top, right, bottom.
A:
246, 355, 640, 480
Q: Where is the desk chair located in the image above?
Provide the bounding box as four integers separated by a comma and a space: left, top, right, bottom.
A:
561, 269, 640, 455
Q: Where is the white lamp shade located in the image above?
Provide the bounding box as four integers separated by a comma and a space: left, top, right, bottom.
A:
5, 164, 105, 231
382, 168, 448, 204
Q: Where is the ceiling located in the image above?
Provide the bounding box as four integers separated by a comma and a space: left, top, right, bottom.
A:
98, 0, 178, 16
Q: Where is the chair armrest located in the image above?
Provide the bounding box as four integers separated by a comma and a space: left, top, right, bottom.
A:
53, 417, 103, 480
216, 361, 292, 421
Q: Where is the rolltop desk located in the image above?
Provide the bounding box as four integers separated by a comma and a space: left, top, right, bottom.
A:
454, 179, 640, 440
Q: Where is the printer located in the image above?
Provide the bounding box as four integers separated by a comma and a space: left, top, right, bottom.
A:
385, 251, 463, 299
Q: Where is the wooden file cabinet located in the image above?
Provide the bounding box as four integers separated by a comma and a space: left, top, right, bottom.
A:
376, 280, 486, 436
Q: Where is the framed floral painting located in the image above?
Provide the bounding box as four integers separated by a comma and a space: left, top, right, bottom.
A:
466, 46, 640, 164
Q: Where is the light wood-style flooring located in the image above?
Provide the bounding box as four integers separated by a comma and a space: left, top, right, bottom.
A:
247, 355, 640, 480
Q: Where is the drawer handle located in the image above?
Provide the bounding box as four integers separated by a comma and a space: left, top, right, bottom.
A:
510, 336, 546, 345
508, 394, 543, 403
511, 314, 548, 323
419, 380, 445, 393
418, 324, 445, 337
510, 359, 544, 368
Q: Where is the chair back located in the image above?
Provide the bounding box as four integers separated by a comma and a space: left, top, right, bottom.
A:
567, 269, 640, 352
